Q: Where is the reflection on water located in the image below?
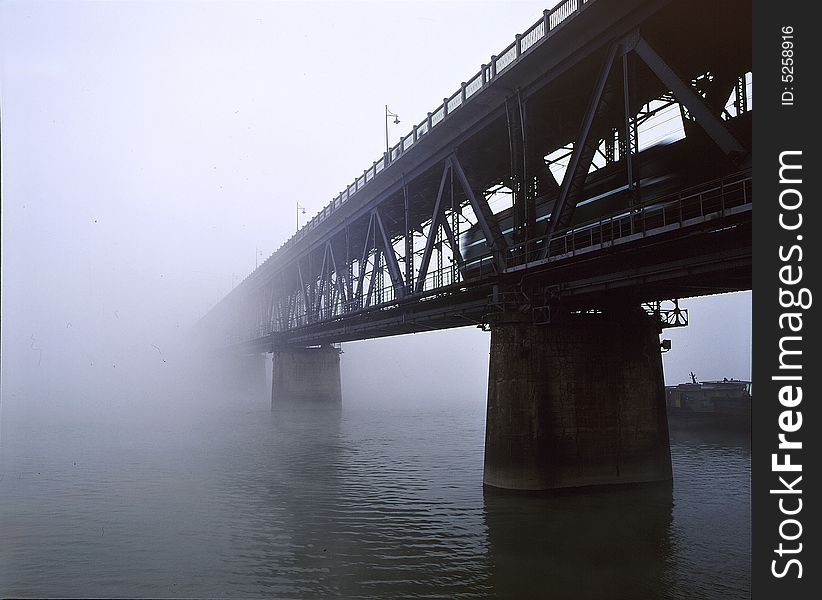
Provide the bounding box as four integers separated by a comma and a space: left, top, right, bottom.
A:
0, 399, 749, 598
484, 484, 674, 599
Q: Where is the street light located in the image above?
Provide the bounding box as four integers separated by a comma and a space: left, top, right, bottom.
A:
385, 105, 400, 156
297, 202, 306, 230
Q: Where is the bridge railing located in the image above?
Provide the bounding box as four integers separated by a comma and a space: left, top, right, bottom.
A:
511, 172, 752, 267
250, 0, 593, 282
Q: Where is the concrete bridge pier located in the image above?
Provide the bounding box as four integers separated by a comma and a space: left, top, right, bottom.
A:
271, 346, 342, 410
484, 307, 672, 491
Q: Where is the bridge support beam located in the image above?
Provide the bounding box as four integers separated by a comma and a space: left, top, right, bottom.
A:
271, 346, 342, 410
484, 307, 671, 490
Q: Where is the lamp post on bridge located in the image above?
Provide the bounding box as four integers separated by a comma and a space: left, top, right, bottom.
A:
297, 202, 306, 230
385, 105, 400, 156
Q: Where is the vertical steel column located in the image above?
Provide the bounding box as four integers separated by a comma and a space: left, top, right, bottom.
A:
622, 52, 635, 191
504, 97, 521, 237
402, 174, 414, 295
441, 168, 466, 280
505, 92, 528, 263
298, 261, 309, 324
517, 89, 534, 247
345, 220, 354, 312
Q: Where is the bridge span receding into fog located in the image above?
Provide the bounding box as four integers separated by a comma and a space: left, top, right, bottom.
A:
199, 0, 752, 491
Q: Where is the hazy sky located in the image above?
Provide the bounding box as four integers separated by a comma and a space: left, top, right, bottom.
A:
1, 0, 751, 416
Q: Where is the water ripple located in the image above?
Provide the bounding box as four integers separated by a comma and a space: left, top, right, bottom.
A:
1, 403, 749, 598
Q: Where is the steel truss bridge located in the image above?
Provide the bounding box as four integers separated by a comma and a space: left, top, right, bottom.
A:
200, 0, 752, 353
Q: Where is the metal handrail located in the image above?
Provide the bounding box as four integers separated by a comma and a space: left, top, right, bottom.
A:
259, 252, 497, 336
509, 173, 752, 268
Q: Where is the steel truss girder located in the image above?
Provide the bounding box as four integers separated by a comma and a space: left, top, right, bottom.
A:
441, 217, 465, 279
355, 212, 376, 308
415, 160, 468, 293
275, 153, 500, 326
621, 52, 635, 190
314, 243, 329, 320
505, 90, 531, 249
416, 161, 452, 293
374, 207, 406, 300
297, 262, 309, 318
402, 175, 414, 294
365, 248, 382, 308
327, 242, 347, 308
450, 154, 508, 271
215, 11, 752, 347
344, 221, 354, 305
537, 33, 750, 260
540, 41, 620, 258
632, 36, 747, 162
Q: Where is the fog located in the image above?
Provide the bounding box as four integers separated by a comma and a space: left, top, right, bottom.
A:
1, 0, 751, 424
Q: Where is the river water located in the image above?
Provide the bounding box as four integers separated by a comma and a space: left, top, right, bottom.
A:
0, 394, 750, 599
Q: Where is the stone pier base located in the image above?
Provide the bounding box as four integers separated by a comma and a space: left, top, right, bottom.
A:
271, 346, 342, 410
484, 308, 672, 490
